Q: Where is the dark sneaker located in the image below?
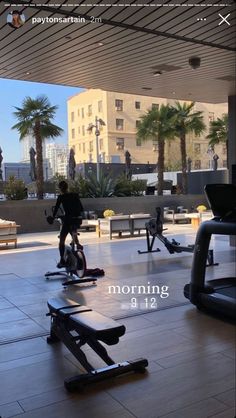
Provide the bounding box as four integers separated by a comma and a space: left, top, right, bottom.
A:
57, 260, 66, 268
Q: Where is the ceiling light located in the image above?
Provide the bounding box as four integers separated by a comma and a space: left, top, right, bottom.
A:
26, 71, 31, 75
153, 71, 162, 77
98, 42, 104, 46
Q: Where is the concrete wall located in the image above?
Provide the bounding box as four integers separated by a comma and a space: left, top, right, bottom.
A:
0, 194, 207, 234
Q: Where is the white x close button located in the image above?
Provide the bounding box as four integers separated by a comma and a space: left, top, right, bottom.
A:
218, 13, 231, 26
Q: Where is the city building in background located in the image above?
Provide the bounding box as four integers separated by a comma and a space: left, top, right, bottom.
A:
68, 89, 227, 171
45, 143, 68, 178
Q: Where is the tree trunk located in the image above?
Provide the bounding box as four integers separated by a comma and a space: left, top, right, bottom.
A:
180, 133, 188, 194
34, 121, 44, 199
157, 138, 165, 196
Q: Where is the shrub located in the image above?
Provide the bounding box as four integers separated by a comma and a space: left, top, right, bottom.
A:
4, 176, 27, 200
114, 175, 132, 196
69, 174, 90, 198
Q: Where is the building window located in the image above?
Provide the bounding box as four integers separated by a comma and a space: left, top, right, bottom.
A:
223, 160, 227, 167
77, 109, 80, 117
116, 138, 124, 151
71, 128, 75, 139
135, 101, 141, 110
194, 160, 201, 169
89, 141, 93, 152
152, 103, 159, 110
99, 137, 103, 150
82, 126, 85, 136
79, 144, 81, 151
81, 108, 84, 118
98, 100, 103, 113
136, 137, 142, 147
88, 105, 92, 116
71, 112, 74, 123
136, 120, 140, 129
209, 112, 215, 122
116, 118, 124, 131
115, 99, 123, 111
89, 154, 93, 162
82, 143, 85, 153
194, 143, 201, 154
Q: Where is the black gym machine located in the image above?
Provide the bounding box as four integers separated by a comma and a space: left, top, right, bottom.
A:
138, 207, 217, 266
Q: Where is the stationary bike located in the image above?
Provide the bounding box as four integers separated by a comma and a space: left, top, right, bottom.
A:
45, 210, 97, 287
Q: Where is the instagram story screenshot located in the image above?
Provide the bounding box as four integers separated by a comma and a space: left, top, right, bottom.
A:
0, 1, 235, 418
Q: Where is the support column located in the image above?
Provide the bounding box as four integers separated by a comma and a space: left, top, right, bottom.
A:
228, 95, 236, 246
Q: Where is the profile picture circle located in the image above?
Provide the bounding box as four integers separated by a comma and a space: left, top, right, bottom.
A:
7, 10, 25, 29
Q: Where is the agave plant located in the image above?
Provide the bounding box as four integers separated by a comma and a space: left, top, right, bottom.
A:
87, 173, 115, 197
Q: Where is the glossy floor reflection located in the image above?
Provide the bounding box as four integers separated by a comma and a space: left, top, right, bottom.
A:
0, 225, 235, 418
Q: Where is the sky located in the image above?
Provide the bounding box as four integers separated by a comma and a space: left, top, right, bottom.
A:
0, 78, 82, 162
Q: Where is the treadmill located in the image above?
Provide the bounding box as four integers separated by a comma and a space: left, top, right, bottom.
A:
184, 183, 236, 320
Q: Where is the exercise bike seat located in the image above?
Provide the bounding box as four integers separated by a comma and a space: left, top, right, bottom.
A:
47, 298, 126, 345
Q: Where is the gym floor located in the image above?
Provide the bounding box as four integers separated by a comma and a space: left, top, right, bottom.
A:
0, 224, 235, 418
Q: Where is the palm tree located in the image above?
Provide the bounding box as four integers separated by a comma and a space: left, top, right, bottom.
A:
206, 114, 228, 163
12, 96, 63, 199
136, 104, 175, 195
171, 102, 206, 194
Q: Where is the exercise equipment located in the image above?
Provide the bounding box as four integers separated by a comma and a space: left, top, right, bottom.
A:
184, 184, 236, 320
47, 297, 148, 391
45, 209, 103, 287
138, 207, 217, 266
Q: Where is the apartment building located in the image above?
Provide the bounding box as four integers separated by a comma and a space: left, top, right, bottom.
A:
68, 89, 227, 171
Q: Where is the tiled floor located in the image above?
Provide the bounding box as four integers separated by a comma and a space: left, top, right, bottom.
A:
0, 225, 235, 418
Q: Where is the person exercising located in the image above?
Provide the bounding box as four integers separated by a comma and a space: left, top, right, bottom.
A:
53, 181, 84, 268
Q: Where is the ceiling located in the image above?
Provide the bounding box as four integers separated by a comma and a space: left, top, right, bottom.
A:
0, 0, 235, 103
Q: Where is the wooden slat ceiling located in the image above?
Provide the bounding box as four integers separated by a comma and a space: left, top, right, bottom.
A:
0, 0, 235, 103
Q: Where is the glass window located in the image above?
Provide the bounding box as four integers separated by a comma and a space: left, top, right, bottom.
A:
135, 101, 141, 110
136, 120, 140, 129
71, 128, 75, 139
71, 112, 74, 122
116, 138, 124, 150
81, 108, 84, 118
194, 160, 201, 169
82, 143, 85, 153
152, 103, 159, 110
115, 99, 123, 111
194, 143, 201, 153
82, 126, 85, 136
89, 141, 93, 152
98, 100, 103, 113
136, 137, 142, 147
116, 118, 124, 130
77, 109, 80, 117
88, 105, 92, 116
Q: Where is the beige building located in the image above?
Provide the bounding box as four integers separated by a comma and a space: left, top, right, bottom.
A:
68, 89, 227, 171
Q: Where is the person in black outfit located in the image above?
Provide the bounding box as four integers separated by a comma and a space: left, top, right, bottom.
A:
53, 181, 84, 267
